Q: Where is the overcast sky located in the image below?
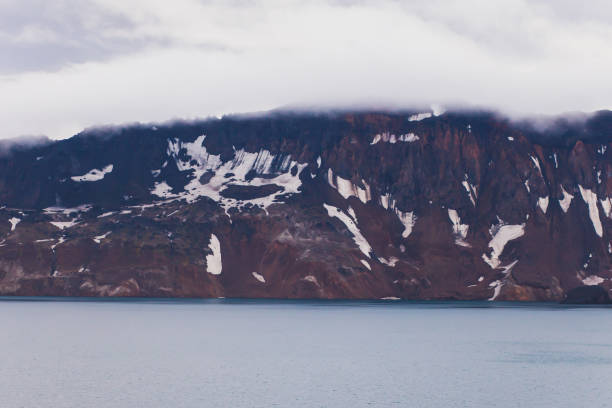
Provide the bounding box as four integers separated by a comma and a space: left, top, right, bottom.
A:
1, 0, 612, 140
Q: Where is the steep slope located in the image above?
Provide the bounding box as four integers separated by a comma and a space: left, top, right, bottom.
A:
1, 110, 611, 300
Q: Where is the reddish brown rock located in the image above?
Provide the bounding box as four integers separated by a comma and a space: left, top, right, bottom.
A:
0, 110, 611, 300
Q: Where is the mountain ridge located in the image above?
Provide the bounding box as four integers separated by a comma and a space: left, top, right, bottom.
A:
1, 109, 611, 301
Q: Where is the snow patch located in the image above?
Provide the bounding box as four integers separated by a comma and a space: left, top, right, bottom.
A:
380, 193, 392, 210
370, 132, 419, 145
537, 196, 549, 214
401, 133, 420, 142
92, 231, 111, 244
448, 209, 470, 247
462, 179, 477, 206
578, 185, 603, 237
408, 112, 432, 121
71, 164, 113, 182
252, 271, 265, 283
8, 217, 20, 231
530, 156, 543, 177
51, 236, 66, 251
600, 198, 611, 218
44, 205, 92, 215
97, 212, 115, 218
323, 203, 372, 258
163, 135, 307, 213
582, 275, 605, 286
206, 233, 222, 275
327, 169, 371, 203
482, 221, 525, 269
487, 261, 517, 301
151, 181, 176, 198
347, 206, 357, 220
380, 193, 416, 238
395, 209, 416, 238
378, 256, 399, 267
360, 260, 371, 270
502, 260, 519, 274
488, 280, 503, 301
302, 275, 319, 285
50, 220, 79, 230
559, 185, 573, 213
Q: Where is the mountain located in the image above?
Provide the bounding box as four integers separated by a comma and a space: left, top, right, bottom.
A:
1, 109, 611, 300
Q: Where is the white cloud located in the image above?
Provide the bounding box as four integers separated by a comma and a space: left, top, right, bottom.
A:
1, 0, 612, 139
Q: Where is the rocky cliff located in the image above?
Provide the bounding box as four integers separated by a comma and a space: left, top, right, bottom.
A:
1, 109, 611, 301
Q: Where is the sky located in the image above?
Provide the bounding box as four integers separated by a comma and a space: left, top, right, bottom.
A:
1, 0, 612, 140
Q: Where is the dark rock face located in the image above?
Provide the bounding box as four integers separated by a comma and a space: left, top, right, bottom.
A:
220, 184, 284, 200
0, 109, 611, 300
562, 286, 611, 304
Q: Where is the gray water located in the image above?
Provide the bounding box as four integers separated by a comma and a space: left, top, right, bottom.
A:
0, 299, 611, 408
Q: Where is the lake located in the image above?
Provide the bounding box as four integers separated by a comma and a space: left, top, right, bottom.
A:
0, 298, 611, 407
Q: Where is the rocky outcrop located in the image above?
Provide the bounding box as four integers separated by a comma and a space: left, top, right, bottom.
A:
0, 109, 611, 300
562, 286, 611, 304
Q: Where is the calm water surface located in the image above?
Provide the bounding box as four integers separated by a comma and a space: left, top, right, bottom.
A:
0, 298, 611, 408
